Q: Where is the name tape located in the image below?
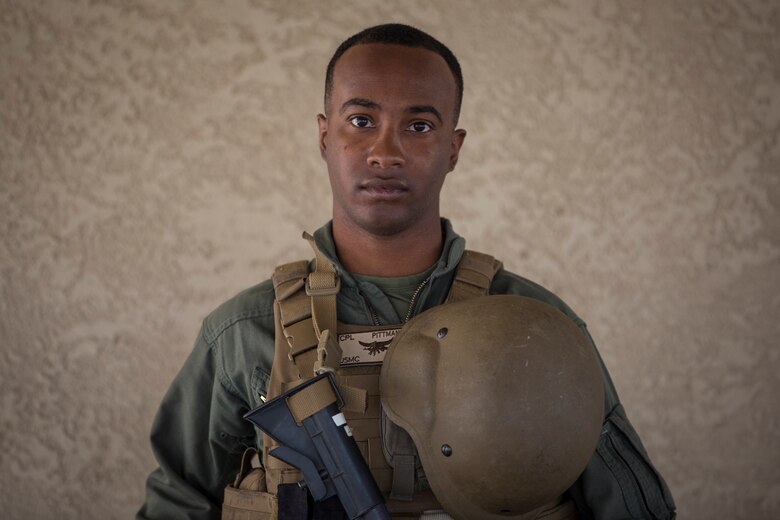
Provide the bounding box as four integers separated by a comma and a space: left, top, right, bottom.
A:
338, 328, 401, 366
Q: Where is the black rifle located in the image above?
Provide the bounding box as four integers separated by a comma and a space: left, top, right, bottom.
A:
244, 372, 390, 520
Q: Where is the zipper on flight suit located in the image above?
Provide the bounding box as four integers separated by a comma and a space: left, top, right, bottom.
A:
365, 276, 431, 326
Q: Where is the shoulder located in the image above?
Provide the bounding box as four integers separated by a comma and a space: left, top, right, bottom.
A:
491, 268, 586, 327
197, 278, 278, 401
200, 279, 276, 343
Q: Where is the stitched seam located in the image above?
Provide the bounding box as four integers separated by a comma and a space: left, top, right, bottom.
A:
597, 428, 645, 519
206, 336, 244, 401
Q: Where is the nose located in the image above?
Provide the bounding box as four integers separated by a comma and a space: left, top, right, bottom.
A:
367, 127, 405, 169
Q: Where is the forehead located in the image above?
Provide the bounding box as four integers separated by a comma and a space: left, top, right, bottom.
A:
329, 43, 457, 117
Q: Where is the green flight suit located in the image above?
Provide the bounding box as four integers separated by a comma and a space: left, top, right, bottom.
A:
138, 219, 675, 520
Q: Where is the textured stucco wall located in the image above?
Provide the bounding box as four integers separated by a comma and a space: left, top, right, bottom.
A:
1, 1, 778, 518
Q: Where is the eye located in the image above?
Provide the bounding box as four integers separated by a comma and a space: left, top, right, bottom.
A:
408, 121, 433, 133
349, 115, 374, 128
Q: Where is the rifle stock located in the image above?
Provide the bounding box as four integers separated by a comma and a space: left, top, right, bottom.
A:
244, 372, 390, 520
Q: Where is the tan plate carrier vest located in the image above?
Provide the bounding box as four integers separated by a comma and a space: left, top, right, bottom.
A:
223, 235, 579, 520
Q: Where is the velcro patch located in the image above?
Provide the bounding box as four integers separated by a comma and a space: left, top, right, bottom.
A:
337, 329, 400, 366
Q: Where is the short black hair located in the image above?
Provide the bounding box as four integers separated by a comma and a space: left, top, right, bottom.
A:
324, 23, 463, 124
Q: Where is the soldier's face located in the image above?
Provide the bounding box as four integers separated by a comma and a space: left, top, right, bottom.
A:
318, 43, 465, 237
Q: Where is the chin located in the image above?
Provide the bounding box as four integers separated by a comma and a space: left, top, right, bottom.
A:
355, 212, 417, 237
361, 221, 411, 237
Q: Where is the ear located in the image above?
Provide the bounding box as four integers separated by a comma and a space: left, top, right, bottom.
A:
317, 114, 328, 159
447, 129, 467, 172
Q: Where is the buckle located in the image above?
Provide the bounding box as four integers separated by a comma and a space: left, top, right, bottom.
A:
305, 273, 341, 296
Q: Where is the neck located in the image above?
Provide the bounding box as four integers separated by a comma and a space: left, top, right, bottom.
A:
332, 219, 443, 277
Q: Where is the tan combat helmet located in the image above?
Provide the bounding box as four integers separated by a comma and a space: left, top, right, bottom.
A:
380, 295, 604, 520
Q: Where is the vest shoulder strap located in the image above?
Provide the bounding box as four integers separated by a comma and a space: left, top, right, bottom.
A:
445, 250, 503, 303
271, 232, 343, 381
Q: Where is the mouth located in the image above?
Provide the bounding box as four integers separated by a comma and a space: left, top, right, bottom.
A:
359, 179, 408, 201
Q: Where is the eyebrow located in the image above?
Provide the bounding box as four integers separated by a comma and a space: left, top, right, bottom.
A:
340, 98, 380, 113
408, 105, 443, 124
339, 98, 443, 124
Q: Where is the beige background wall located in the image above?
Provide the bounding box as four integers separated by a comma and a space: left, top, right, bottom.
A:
1, 1, 778, 518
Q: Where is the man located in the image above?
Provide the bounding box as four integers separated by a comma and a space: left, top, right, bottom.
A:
139, 24, 675, 519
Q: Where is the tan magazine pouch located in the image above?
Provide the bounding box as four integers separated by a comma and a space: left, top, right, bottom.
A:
222, 448, 277, 520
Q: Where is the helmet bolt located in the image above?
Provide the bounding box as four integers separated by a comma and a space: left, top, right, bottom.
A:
441, 444, 453, 457
437, 327, 448, 339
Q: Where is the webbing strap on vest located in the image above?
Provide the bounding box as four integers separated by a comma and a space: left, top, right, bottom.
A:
272, 232, 343, 380
382, 409, 418, 502
445, 250, 503, 304
286, 374, 337, 425
272, 259, 318, 379
272, 235, 364, 417
302, 232, 339, 339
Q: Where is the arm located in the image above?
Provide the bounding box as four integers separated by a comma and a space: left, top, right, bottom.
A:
137, 328, 256, 520
568, 325, 677, 520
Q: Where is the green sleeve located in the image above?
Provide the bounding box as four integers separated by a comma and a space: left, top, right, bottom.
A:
572, 324, 676, 519
137, 327, 255, 520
